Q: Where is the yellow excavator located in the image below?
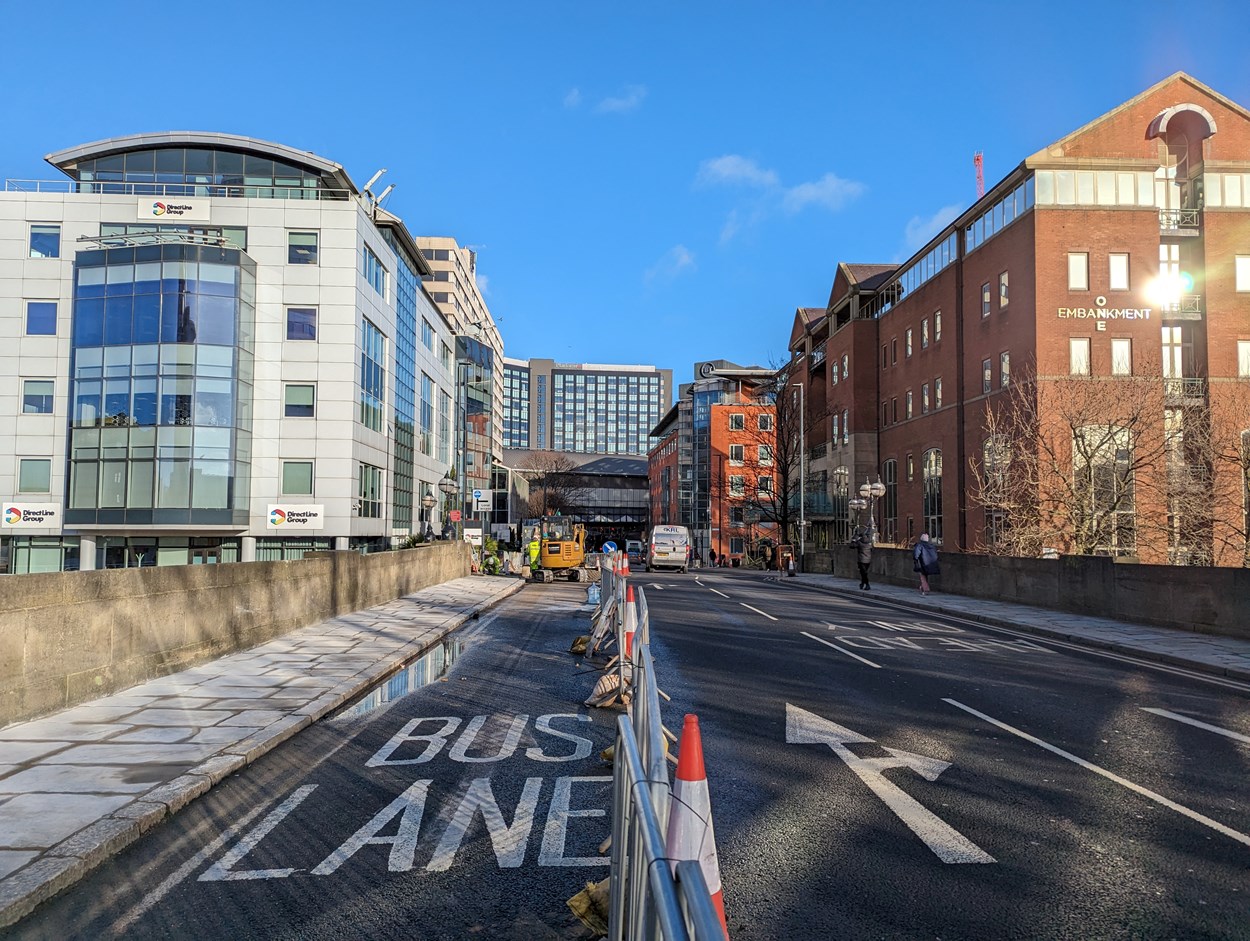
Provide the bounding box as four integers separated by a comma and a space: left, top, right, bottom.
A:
533, 515, 587, 583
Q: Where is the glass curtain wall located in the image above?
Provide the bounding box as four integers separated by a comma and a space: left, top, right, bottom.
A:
457, 336, 495, 525
385, 237, 418, 536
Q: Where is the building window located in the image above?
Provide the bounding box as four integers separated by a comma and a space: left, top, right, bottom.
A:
999, 271, 1009, 308
363, 244, 387, 296
729, 413, 744, 430
881, 403, 888, 427
982, 358, 992, 393
1112, 338, 1133, 376
841, 353, 848, 379
934, 310, 942, 342
26, 301, 57, 336
29, 224, 60, 259
1109, 253, 1130, 291
288, 231, 318, 265
935, 377, 943, 408
284, 384, 315, 418
421, 318, 434, 350
1074, 425, 1135, 555
881, 459, 898, 543
282, 461, 314, 495
729, 536, 745, 555
287, 307, 317, 340
841, 409, 848, 444
22, 379, 54, 414
757, 414, 772, 431
441, 342, 453, 372
729, 444, 744, 465
758, 444, 773, 465
1068, 252, 1089, 291
906, 328, 913, 357
729, 475, 745, 496
1000, 351, 1011, 387
757, 475, 773, 495
921, 318, 930, 349
360, 318, 386, 432
1234, 256, 1250, 292
921, 383, 930, 414
882, 345, 888, 369
358, 463, 383, 518
892, 398, 898, 423
18, 458, 52, 493
730, 506, 745, 525
906, 390, 914, 419
832, 412, 840, 441
906, 453, 914, 482
891, 338, 898, 365
1070, 338, 1091, 376
922, 448, 943, 541
981, 282, 992, 317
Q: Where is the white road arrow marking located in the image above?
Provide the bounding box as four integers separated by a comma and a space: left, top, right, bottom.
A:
785, 704, 994, 864
1141, 707, 1250, 744
649, 583, 664, 590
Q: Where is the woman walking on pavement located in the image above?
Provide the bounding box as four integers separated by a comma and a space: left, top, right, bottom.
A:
853, 528, 873, 590
913, 533, 940, 595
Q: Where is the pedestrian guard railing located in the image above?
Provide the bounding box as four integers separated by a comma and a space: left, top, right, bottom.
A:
588, 553, 725, 940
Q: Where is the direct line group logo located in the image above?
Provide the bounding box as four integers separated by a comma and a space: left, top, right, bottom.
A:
4, 507, 21, 525
269, 508, 286, 526
152, 201, 167, 216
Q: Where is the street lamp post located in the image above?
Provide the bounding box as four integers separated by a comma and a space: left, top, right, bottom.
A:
791, 382, 805, 572
438, 472, 458, 540
859, 477, 887, 542
421, 490, 436, 540
849, 496, 868, 536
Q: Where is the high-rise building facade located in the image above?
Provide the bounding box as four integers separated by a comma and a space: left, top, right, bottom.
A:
503, 358, 671, 456
791, 73, 1250, 566
1, 132, 461, 572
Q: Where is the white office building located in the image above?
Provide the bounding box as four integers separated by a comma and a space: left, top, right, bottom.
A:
1, 132, 461, 572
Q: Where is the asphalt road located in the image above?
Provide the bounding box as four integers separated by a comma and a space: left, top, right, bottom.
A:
9, 583, 614, 941
9, 572, 1249, 940
638, 569, 1250, 940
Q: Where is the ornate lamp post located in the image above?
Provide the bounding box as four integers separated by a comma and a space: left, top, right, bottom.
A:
859, 477, 886, 542
848, 496, 868, 536
421, 491, 436, 539
438, 472, 458, 539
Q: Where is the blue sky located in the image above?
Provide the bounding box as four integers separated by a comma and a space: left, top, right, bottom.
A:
3, 0, 1249, 391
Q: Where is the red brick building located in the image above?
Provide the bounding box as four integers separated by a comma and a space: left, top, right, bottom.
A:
792, 72, 1250, 566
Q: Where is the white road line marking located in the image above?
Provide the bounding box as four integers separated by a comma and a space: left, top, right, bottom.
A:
1141, 707, 1250, 744
740, 602, 778, 621
801, 631, 882, 668
199, 784, 319, 880
945, 699, 1250, 848
705, 586, 731, 599
110, 790, 307, 934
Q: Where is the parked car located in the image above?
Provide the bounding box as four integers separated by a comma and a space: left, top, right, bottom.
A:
645, 525, 691, 573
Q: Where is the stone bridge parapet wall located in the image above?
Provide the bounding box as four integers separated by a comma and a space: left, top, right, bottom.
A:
0, 543, 470, 727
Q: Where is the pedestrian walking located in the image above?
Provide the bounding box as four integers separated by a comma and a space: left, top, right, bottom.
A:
913, 533, 940, 595
853, 529, 873, 590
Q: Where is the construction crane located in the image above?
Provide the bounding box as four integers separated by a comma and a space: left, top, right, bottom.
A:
974, 151, 985, 198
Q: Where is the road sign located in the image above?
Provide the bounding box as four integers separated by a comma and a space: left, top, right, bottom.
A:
785, 703, 994, 864
601, 541, 618, 554
449, 510, 462, 522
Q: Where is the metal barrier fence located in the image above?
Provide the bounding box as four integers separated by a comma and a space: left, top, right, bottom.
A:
592, 551, 725, 940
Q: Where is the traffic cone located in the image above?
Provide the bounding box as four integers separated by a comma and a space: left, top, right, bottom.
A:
619, 550, 630, 578
665, 714, 728, 938
623, 585, 638, 660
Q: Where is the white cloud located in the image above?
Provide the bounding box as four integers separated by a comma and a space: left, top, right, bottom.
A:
644, 244, 695, 283
902, 203, 963, 254
696, 155, 779, 189
563, 87, 582, 109
718, 210, 741, 246
475, 273, 490, 297
595, 85, 647, 114
782, 173, 866, 214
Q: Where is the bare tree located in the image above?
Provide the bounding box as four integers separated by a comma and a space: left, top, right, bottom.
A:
971, 367, 1173, 560
1201, 388, 1250, 567
516, 452, 591, 519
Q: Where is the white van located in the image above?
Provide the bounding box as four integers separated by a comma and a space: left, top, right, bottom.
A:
646, 525, 691, 573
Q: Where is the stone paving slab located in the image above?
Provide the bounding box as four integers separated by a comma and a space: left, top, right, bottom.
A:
0, 574, 525, 929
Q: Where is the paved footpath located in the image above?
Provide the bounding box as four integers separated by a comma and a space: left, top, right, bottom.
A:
771, 571, 1250, 683
0, 574, 524, 928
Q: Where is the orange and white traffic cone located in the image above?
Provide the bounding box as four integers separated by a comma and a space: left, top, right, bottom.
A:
623, 584, 638, 661
665, 714, 728, 938
619, 550, 630, 578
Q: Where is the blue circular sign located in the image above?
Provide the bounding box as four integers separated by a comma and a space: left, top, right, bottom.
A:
601, 541, 618, 553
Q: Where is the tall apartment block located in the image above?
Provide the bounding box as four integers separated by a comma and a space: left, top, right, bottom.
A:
502, 357, 671, 456
790, 73, 1250, 566
1, 132, 465, 573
